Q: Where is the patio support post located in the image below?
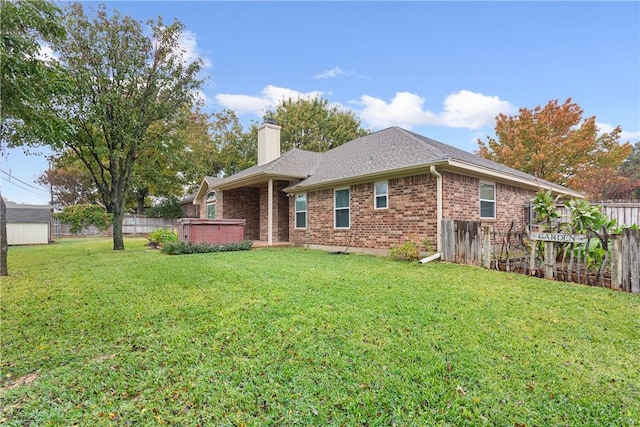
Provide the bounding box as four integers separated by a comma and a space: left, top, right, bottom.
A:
268, 178, 273, 246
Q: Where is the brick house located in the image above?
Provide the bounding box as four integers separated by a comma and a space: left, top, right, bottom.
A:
194, 121, 581, 254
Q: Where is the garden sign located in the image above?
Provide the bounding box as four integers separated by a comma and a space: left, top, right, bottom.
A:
530, 232, 588, 244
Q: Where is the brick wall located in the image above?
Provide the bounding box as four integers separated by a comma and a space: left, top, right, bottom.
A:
289, 173, 438, 250
289, 171, 536, 251
220, 187, 260, 240
494, 182, 536, 230
442, 171, 535, 231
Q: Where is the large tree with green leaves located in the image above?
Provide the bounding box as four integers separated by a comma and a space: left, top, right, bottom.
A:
0, 0, 65, 131
265, 97, 369, 152
1, 0, 66, 275
214, 110, 258, 176
8, 3, 204, 250
477, 98, 632, 195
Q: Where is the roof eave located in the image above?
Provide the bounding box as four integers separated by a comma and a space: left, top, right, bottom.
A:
216, 171, 309, 190
445, 159, 585, 198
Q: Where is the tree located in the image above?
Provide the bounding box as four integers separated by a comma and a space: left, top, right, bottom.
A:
620, 142, 640, 199
216, 112, 258, 176
175, 108, 222, 191
573, 166, 639, 201
128, 108, 204, 214
477, 98, 632, 193
0, 0, 65, 132
265, 97, 369, 152
9, 3, 204, 250
1, 0, 66, 275
37, 155, 98, 207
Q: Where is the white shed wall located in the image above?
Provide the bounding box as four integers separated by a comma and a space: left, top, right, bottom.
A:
7, 223, 50, 245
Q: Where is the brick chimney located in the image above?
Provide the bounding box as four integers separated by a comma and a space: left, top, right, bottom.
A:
257, 118, 281, 166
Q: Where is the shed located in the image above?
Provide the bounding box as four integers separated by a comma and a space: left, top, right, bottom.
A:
6, 203, 53, 245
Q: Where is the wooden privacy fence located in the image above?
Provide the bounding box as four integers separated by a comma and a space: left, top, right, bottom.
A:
52, 215, 176, 238
555, 201, 640, 228
441, 219, 482, 266
441, 219, 639, 294
611, 228, 640, 293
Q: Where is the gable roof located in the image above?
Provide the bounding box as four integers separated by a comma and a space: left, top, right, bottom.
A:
194, 176, 224, 204
284, 127, 582, 197
5, 204, 53, 223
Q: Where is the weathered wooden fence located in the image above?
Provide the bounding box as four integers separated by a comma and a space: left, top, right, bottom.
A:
441, 219, 482, 266
441, 219, 639, 294
52, 215, 176, 238
611, 228, 640, 293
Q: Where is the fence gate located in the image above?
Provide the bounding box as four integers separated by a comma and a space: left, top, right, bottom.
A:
442, 219, 482, 266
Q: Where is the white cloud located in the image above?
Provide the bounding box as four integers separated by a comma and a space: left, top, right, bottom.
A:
359, 92, 437, 129
314, 67, 350, 79
597, 122, 640, 143
178, 30, 212, 68
216, 85, 324, 116
36, 43, 57, 62
358, 90, 514, 130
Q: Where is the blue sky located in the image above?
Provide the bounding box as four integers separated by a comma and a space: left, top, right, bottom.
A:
2, 1, 639, 205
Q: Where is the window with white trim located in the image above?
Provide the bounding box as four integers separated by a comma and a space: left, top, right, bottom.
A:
334, 188, 350, 228
295, 193, 307, 229
480, 182, 496, 219
374, 181, 388, 209
206, 191, 216, 219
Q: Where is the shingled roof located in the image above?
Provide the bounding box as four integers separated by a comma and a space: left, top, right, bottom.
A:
215, 149, 323, 190
5, 204, 53, 223
284, 127, 581, 197
206, 126, 581, 198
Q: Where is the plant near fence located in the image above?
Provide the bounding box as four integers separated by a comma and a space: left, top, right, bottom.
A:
55, 204, 111, 233
389, 238, 435, 262
389, 241, 420, 261
147, 229, 178, 248
561, 199, 621, 283
526, 192, 628, 286
532, 190, 561, 231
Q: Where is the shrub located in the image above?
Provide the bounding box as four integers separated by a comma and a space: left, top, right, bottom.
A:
389, 241, 420, 261
55, 204, 111, 233
161, 240, 253, 255
148, 229, 178, 247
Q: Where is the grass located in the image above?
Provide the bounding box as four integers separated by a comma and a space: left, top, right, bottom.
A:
1, 238, 639, 426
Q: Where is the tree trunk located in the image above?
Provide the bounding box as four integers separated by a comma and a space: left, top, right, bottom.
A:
0, 192, 8, 276
112, 202, 125, 251
135, 188, 148, 215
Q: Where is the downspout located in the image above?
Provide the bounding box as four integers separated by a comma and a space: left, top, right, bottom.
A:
429, 165, 443, 253
420, 165, 443, 264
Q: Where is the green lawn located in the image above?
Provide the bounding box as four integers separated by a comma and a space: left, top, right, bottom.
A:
1, 238, 639, 426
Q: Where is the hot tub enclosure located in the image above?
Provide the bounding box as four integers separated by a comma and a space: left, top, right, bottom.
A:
177, 218, 245, 245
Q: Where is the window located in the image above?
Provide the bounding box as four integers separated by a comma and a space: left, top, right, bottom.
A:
295, 194, 307, 228
480, 182, 496, 219
374, 181, 388, 209
206, 191, 216, 219
334, 188, 350, 228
